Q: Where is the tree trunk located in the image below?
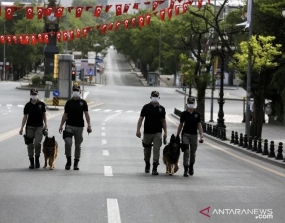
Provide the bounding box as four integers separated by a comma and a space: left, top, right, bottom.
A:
250, 95, 265, 138
141, 62, 147, 80
196, 87, 206, 122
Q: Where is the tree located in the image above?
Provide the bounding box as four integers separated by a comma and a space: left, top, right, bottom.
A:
233, 35, 282, 137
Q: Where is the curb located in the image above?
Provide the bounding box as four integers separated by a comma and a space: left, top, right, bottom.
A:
175, 89, 245, 101
171, 114, 285, 169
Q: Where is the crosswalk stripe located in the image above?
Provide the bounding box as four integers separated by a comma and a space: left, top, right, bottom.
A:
18, 105, 24, 108
104, 109, 112, 112
114, 110, 123, 112
125, 110, 133, 113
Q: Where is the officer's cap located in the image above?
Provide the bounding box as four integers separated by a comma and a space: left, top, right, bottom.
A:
151, 91, 159, 97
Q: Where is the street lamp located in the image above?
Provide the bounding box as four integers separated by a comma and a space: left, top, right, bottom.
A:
3, 19, 6, 81
209, 34, 236, 128
158, 21, 161, 86
281, 8, 285, 18
93, 43, 101, 83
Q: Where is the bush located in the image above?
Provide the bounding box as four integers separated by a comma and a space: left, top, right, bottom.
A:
31, 76, 41, 85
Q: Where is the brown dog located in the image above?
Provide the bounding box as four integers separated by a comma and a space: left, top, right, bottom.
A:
42, 136, 58, 170
163, 134, 181, 175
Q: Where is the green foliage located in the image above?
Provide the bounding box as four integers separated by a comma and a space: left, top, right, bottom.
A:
31, 76, 41, 85
72, 0, 97, 7
233, 35, 282, 75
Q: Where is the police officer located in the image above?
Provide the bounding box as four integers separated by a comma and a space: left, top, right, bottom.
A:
136, 91, 167, 175
59, 85, 92, 170
19, 88, 48, 169
176, 97, 204, 177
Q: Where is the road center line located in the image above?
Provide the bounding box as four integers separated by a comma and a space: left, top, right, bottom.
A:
0, 111, 62, 142
102, 132, 106, 136
104, 166, 113, 176
102, 127, 105, 130
103, 150, 109, 156
107, 199, 121, 223
102, 140, 107, 144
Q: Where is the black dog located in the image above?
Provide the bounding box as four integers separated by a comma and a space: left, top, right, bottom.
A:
162, 134, 181, 175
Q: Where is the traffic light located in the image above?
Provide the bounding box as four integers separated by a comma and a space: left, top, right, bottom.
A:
53, 54, 58, 79
71, 62, 76, 81
71, 70, 76, 81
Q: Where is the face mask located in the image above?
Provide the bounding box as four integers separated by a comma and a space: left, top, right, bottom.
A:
151, 97, 159, 103
187, 103, 196, 109
31, 95, 38, 100
72, 92, 80, 98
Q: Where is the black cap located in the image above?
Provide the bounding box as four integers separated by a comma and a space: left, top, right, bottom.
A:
151, 91, 159, 97
73, 85, 81, 91
187, 97, 196, 104
30, 88, 38, 95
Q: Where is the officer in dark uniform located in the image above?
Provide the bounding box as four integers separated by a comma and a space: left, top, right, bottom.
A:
176, 97, 204, 177
19, 88, 48, 169
136, 91, 167, 175
59, 85, 92, 170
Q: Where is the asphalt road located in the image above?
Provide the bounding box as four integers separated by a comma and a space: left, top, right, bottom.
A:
0, 48, 284, 223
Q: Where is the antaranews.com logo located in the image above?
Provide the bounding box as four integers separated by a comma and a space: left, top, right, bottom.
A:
199, 206, 273, 220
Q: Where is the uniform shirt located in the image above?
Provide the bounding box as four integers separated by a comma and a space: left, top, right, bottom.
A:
24, 100, 46, 127
140, 103, 166, 134
180, 110, 201, 135
64, 98, 88, 127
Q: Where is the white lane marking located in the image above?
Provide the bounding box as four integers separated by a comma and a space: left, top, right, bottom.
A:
104, 166, 113, 176
205, 141, 285, 178
92, 109, 101, 111
102, 132, 106, 136
114, 110, 123, 112
102, 127, 105, 130
104, 109, 112, 112
18, 105, 24, 108
7, 104, 12, 107
125, 110, 133, 113
103, 150, 109, 156
163, 89, 175, 94
107, 199, 121, 223
104, 113, 121, 122
167, 114, 285, 178
82, 91, 89, 99
102, 140, 107, 144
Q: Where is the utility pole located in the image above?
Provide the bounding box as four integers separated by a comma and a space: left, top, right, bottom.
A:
3, 19, 6, 81
245, 0, 254, 138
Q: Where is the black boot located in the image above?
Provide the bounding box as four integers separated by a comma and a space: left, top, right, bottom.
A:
152, 162, 159, 175
29, 157, 34, 169
35, 156, 40, 169
189, 163, 194, 176
145, 161, 150, 173
74, 159, 79, 170
65, 156, 72, 170
183, 165, 189, 177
